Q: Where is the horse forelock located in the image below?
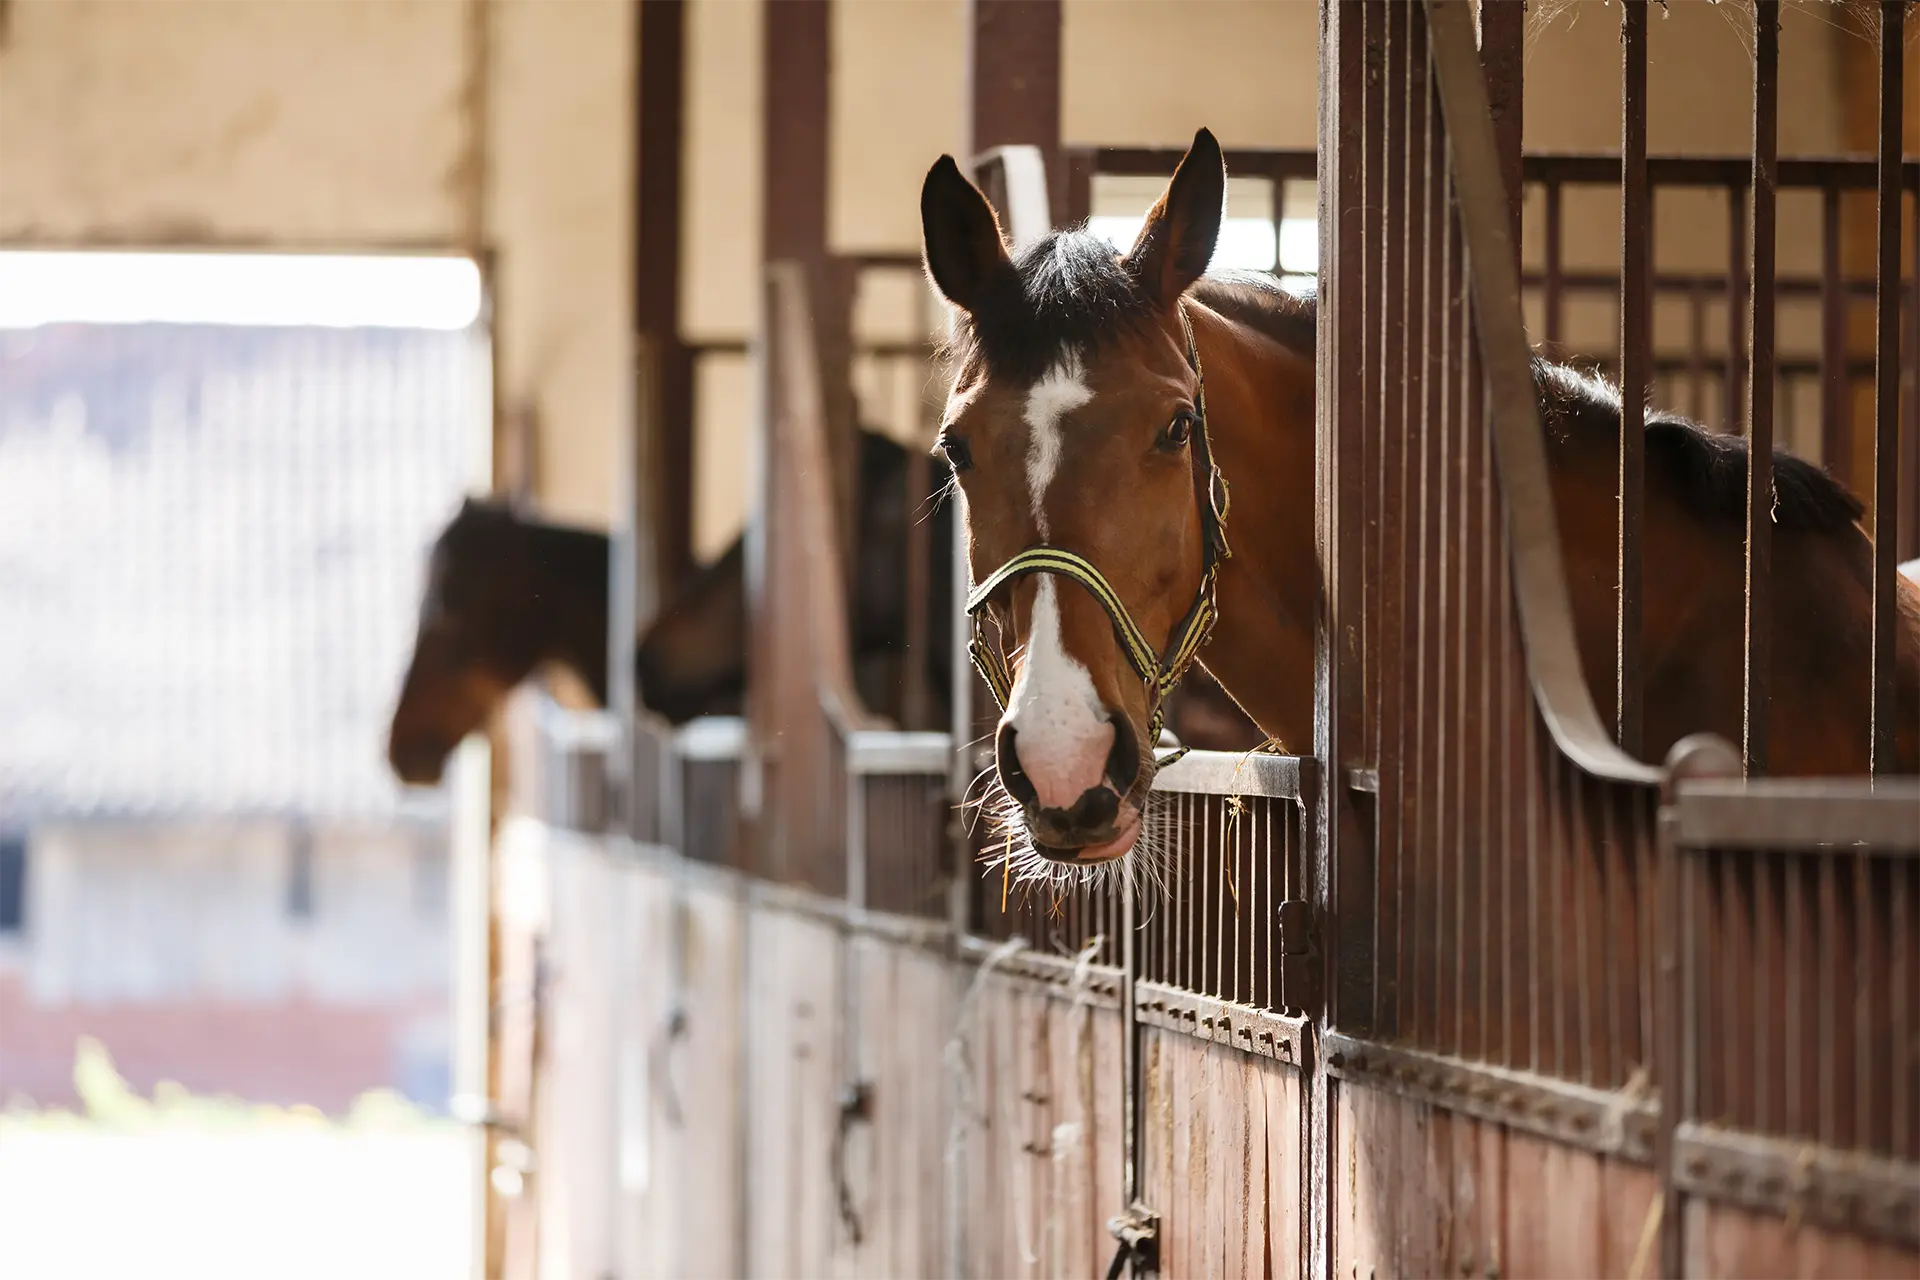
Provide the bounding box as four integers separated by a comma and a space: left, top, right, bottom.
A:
942, 229, 1157, 387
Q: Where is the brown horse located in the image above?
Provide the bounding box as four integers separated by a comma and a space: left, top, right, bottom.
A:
919, 127, 1919, 870
388, 426, 1261, 786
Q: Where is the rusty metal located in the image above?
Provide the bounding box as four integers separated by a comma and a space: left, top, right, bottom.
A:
1672, 1123, 1920, 1251
1323, 1031, 1661, 1164
1617, 0, 1648, 758
1821, 186, 1852, 482
1870, 0, 1906, 776
1742, 1, 1779, 776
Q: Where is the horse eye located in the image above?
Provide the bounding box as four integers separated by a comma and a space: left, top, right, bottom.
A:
939, 437, 974, 473
1159, 410, 1196, 451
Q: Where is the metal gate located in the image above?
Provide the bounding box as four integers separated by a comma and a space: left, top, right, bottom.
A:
511, 2, 1917, 1275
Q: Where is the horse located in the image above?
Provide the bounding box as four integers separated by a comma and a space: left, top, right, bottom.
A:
389, 422, 1264, 787
387, 428, 956, 785
918, 126, 1920, 869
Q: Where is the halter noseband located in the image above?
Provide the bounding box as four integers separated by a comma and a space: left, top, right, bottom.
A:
964, 304, 1232, 770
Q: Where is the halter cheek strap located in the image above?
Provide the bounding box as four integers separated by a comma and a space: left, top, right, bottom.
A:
966, 304, 1231, 770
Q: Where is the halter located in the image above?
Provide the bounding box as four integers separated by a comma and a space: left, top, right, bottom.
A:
965, 304, 1232, 770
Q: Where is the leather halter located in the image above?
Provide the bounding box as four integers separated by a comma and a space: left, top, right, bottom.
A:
965, 304, 1232, 769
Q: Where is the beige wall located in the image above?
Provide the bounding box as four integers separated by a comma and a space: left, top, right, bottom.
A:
0, 0, 1875, 541
0, 0, 469, 246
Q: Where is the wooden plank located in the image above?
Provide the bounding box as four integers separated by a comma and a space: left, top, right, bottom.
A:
681, 882, 745, 1280
1687, 1198, 1920, 1280
1500, 1122, 1557, 1280
1264, 1062, 1302, 1280
1597, 1159, 1661, 1280
1540, 1136, 1605, 1276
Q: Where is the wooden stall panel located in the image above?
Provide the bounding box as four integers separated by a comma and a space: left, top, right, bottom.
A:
611, 862, 680, 1280
846, 938, 952, 1280
1684, 1200, 1920, 1279
538, 837, 632, 1280
610, 871, 749, 1280
676, 880, 748, 1280
951, 973, 1123, 1279
1333, 1085, 1659, 1280
743, 907, 843, 1280
1139, 1028, 1303, 1280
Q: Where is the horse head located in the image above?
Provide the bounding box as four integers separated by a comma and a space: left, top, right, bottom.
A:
921, 128, 1228, 871
388, 498, 607, 784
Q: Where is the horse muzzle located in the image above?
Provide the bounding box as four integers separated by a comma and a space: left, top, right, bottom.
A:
995, 710, 1146, 864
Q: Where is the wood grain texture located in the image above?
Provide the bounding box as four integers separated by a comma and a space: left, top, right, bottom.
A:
1141, 1027, 1305, 1278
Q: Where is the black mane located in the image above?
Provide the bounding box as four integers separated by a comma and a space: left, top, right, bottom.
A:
943, 230, 1157, 384
944, 239, 1859, 535
1530, 360, 1863, 532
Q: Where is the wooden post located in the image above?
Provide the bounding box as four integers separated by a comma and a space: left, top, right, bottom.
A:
762, 0, 857, 579
635, 0, 694, 596
966, 0, 1063, 217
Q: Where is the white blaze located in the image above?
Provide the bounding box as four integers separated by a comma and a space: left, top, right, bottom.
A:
1004, 577, 1112, 810
1022, 356, 1092, 538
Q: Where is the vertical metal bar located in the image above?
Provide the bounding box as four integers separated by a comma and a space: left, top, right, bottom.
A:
1617, 0, 1649, 758
1727, 187, 1748, 431
1544, 181, 1565, 349
1818, 852, 1840, 1146
1820, 185, 1851, 484
1655, 791, 1686, 1280
1905, 193, 1919, 564
1742, 0, 1779, 776
1753, 846, 1778, 1136
1689, 280, 1708, 456
1893, 860, 1914, 1158
1868, 0, 1904, 776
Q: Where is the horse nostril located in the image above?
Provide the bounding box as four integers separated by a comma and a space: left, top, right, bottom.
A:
1105, 711, 1140, 793
994, 723, 1039, 810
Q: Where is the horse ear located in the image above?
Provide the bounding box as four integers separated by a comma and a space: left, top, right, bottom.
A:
1125, 127, 1225, 305
921, 155, 1010, 312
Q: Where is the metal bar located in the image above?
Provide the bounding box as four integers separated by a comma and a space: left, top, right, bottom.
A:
1727, 187, 1748, 432
1869, 0, 1904, 776
1617, 0, 1649, 759
1544, 181, 1564, 349
1906, 196, 1919, 563
1077, 146, 1920, 192
1742, 1, 1779, 776
1820, 185, 1851, 483
1478, 0, 1525, 250
1672, 1118, 1920, 1249
1422, 0, 1661, 786
1894, 862, 1914, 1158
1671, 779, 1920, 850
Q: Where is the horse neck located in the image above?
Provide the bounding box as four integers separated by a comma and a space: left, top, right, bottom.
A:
1183, 303, 1320, 748
521, 522, 611, 701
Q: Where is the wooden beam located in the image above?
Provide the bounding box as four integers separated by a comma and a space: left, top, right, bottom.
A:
635, 0, 695, 592
761, 0, 858, 590
966, 0, 1063, 218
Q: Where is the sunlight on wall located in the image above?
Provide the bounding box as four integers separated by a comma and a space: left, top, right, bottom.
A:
1086, 215, 1319, 276
0, 253, 482, 330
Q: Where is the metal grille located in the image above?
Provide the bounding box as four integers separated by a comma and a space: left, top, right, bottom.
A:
1136, 754, 1309, 1015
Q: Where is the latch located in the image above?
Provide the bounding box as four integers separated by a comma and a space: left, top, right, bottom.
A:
1277, 899, 1320, 1016
1105, 1203, 1160, 1278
